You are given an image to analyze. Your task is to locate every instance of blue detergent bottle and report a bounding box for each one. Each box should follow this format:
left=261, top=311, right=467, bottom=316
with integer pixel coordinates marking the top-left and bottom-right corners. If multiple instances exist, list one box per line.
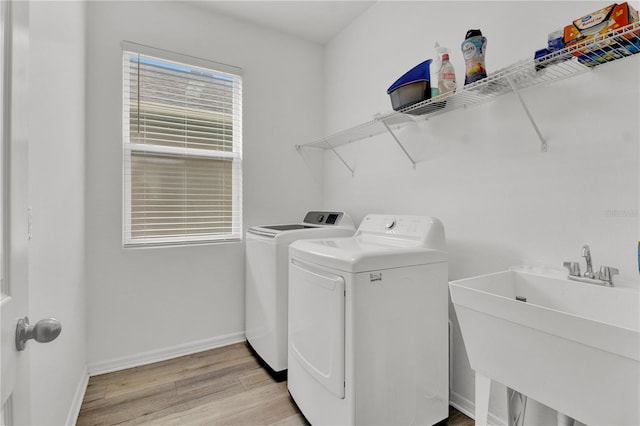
left=461, top=29, right=487, bottom=85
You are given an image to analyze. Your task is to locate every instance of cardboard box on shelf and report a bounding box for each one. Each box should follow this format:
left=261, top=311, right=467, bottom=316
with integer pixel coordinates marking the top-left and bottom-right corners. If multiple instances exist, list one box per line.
left=563, top=2, right=639, bottom=66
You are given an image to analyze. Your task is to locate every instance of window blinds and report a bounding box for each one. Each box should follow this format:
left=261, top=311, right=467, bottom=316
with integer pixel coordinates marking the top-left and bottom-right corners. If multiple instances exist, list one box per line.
left=122, top=42, right=242, bottom=246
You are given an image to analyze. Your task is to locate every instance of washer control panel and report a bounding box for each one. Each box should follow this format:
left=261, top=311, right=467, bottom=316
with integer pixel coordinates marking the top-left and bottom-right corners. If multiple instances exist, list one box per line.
left=303, top=211, right=344, bottom=226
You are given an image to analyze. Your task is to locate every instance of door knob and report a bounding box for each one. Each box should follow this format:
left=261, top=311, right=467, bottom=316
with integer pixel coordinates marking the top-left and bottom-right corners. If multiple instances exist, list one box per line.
left=15, top=317, right=62, bottom=351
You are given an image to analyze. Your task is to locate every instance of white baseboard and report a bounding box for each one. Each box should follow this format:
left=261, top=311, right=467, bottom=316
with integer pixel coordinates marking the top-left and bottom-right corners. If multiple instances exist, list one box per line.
left=65, top=367, right=89, bottom=426
left=87, top=331, right=246, bottom=376
left=451, top=390, right=506, bottom=426
left=450, top=390, right=475, bottom=419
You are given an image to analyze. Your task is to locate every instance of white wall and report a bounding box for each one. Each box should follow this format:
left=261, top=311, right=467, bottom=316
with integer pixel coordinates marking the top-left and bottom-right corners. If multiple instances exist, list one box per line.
left=323, top=1, right=639, bottom=424
left=28, top=1, right=87, bottom=424
left=85, top=1, right=325, bottom=368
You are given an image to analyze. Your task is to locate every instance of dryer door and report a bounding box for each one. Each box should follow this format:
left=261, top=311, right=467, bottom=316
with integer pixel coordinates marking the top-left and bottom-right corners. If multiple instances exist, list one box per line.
left=289, top=258, right=345, bottom=399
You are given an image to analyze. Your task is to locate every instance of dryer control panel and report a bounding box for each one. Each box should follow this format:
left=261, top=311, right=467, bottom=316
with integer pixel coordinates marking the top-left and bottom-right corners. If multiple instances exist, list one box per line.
left=355, top=214, right=446, bottom=251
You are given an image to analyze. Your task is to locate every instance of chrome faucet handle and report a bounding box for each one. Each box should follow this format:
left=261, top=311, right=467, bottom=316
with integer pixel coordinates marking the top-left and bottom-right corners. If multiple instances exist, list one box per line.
left=597, top=266, right=619, bottom=286
left=563, top=261, right=581, bottom=277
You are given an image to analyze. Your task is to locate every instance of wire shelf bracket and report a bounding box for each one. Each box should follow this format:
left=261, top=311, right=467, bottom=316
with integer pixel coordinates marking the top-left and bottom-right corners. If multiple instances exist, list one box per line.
left=296, top=141, right=355, bottom=176
left=325, top=140, right=355, bottom=176
left=506, top=76, right=547, bottom=152
left=381, top=119, right=417, bottom=169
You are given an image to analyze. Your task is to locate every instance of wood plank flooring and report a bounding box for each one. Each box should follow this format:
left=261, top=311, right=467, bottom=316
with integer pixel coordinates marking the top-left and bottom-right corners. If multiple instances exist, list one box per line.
left=77, top=342, right=474, bottom=425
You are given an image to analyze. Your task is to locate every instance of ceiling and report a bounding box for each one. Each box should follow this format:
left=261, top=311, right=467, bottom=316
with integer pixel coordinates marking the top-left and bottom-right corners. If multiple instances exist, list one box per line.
left=191, top=1, right=376, bottom=45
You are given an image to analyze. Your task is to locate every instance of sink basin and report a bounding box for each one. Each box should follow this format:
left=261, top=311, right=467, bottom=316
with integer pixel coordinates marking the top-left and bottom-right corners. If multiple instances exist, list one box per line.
left=449, top=267, right=639, bottom=425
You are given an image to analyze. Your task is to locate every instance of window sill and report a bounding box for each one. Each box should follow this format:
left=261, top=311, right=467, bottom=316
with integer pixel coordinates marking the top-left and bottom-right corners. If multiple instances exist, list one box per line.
left=123, top=237, right=242, bottom=250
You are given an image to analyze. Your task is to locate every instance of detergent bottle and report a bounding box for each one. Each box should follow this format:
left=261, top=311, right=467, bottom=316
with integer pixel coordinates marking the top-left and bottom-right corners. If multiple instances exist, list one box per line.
left=461, top=29, right=487, bottom=85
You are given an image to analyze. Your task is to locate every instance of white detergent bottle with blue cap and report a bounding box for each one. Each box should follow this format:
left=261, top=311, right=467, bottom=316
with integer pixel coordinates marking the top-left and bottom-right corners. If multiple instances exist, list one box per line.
left=461, top=29, right=487, bottom=85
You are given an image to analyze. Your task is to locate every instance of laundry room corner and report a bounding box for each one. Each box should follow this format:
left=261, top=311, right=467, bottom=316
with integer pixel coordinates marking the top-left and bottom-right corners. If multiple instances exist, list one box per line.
left=84, top=0, right=326, bottom=369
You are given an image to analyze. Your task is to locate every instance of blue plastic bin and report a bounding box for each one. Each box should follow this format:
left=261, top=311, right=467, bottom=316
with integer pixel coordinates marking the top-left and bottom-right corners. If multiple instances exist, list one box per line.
left=387, top=59, right=432, bottom=111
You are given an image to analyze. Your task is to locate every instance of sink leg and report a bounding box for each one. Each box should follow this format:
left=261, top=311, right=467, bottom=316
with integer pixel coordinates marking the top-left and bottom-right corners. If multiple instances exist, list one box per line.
left=507, top=387, right=528, bottom=426
left=557, top=412, right=575, bottom=426
left=475, top=372, right=491, bottom=426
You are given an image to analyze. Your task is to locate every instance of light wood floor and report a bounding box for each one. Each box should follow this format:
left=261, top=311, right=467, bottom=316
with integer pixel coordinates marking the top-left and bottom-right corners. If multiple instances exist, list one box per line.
left=77, top=342, right=474, bottom=425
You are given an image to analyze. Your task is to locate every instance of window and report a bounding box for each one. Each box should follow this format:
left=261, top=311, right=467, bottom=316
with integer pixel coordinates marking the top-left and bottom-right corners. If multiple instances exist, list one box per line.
left=122, top=42, right=242, bottom=247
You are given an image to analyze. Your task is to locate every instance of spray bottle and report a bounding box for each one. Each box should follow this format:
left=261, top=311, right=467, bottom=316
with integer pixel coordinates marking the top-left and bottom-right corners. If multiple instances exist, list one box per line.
left=431, top=42, right=448, bottom=97
left=438, top=53, right=456, bottom=96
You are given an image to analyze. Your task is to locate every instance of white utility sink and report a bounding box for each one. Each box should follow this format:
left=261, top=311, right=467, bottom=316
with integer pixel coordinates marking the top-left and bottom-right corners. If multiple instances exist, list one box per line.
left=449, top=267, right=639, bottom=426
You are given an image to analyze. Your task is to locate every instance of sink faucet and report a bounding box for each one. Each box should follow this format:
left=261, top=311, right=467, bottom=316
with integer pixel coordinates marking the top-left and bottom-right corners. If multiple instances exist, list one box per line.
left=564, top=244, right=618, bottom=287
left=581, top=244, right=595, bottom=278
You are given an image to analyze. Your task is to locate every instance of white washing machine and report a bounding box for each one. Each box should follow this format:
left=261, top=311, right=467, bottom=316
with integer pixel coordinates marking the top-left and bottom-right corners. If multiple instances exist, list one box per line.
left=245, top=211, right=355, bottom=376
left=288, top=214, right=449, bottom=425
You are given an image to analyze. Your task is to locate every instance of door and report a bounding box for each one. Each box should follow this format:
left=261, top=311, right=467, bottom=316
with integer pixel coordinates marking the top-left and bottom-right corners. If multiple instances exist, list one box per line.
left=1, top=2, right=31, bottom=424
left=289, top=258, right=345, bottom=398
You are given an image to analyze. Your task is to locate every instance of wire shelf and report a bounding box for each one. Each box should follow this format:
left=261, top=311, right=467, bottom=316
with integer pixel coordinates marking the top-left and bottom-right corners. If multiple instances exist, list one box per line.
left=298, top=21, right=640, bottom=151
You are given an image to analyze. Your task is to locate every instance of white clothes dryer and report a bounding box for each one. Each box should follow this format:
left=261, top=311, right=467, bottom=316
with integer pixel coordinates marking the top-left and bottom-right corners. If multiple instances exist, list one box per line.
left=245, top=211, right=355, bottom=376
left=288, top=214, right=449, bottom=425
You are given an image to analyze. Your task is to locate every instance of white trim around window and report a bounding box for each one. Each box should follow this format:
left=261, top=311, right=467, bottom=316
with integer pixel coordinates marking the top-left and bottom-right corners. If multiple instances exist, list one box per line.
left=122, top=42, right=243, bottom=247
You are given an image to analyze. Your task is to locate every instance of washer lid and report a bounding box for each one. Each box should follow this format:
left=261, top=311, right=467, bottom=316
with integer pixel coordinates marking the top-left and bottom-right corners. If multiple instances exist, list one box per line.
left=289, top=237, right=447, bottom=273
left=247, top=211, right=355, bottom=238
left=247, top=225, right=354, bottom=240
